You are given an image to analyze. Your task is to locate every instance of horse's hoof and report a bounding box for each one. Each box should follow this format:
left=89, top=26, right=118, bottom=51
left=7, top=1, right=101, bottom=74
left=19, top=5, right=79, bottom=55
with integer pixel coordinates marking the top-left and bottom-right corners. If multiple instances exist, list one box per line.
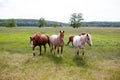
left=33, top=53, right=35, bottom=56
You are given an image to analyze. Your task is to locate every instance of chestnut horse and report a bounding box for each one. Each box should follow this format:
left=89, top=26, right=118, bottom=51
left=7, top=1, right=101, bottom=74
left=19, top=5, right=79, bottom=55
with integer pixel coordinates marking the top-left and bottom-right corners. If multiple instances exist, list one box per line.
left=73, top=33, right=92, bottom=56
left=30, top=33, right=50, bottom=56
left=49, top=30, right=64, bottom=56
left=67, top=32, right=86, bottom=46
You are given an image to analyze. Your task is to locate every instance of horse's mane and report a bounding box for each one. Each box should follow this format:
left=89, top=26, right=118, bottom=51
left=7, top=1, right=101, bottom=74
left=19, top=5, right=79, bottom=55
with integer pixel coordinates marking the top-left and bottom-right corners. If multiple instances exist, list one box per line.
left=32, top=33, right=41, bottom=38
left=79, top=33, right=90, bottom=42
left=79, top=32, right=87, bottom=36
left=31, top=33, right=42, bottom=43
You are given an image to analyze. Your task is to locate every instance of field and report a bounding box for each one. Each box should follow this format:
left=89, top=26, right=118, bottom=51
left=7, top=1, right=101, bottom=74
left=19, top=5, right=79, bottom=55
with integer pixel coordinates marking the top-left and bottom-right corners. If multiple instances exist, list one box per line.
left=0, top=27, right=120, bottom=80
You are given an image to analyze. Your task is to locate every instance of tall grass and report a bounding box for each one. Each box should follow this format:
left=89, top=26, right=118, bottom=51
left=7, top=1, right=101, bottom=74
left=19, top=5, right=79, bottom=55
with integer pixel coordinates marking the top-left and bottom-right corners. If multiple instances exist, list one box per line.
left=0, top=27, right=120, bottom=80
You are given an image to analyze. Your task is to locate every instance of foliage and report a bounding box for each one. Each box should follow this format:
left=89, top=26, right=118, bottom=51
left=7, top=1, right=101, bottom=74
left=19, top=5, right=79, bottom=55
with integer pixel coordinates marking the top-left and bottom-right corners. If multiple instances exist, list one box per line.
left=4, top=19, right=16, bottom=27
left=70, top=13, right=84, bottom=28
left=53, top=22, right=58, bottom=27
left=83, top=22, right=120, bottom=27
left=38, top=18, right=46, bottom=27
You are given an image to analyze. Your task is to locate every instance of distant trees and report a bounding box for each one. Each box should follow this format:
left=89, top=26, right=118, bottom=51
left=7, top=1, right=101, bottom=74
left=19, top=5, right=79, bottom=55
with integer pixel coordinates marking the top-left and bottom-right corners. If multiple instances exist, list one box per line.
left=38, top=18, right=46, bottom=27
left=1, top=19, right=120, bottom=27
left=4, top=19, right=16, bottom=27
left=70, top=13, right=84, bottom=28
left=53, top=22, right=58, bottom=28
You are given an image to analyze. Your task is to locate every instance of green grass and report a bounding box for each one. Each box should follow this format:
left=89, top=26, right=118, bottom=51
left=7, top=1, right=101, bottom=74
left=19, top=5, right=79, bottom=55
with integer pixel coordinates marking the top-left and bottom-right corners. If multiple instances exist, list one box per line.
left=0, top=27, right=120, bottom=80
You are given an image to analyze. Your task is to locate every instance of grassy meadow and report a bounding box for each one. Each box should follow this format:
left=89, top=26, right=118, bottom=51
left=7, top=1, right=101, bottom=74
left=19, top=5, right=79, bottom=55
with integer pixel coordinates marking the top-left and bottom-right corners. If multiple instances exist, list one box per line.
left=0, top=27, right=120, bottom=80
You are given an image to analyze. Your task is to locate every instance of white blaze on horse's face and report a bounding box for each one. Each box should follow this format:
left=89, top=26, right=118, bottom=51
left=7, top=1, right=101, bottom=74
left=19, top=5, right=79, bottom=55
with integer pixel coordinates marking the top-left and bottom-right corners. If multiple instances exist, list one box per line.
left=30, top=41, right=34, bottom=48
left=30, top=37, right=34, bottom=48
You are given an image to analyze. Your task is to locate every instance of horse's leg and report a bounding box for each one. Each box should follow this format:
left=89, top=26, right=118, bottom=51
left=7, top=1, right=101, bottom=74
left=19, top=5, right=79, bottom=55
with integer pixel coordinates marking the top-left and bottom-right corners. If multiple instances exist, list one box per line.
left=56, top=47, right=60, bottom=57
left=61, top=46, right=63, bottom=54
left=48, top=41, right=50, bottom=47
left=82, top=48, right=85, bottom=56
left=77, top=50, right=79, bottom=55
left=33, top=46, right=36, bottom=56
left=55, top=46, right=57, bottom=53
left=59, top=46, right=63, bottom=57
left=50, top=44, right=53, bottom=52
left=60, top=46, right=63, bottom=57
left=67, top=40, right=70, bottom=45
left=39, top=46, right=42, bottom=55
left=75, top=48, right=77, bottom=56
left=54, top=46, right=57, bottom=53
left=72, top=41, right=74, bottom=46
left=57, top=47, right=59, bottom=54
left=44, top=45, right=46, bottom=53
left=50, top=44, right=55, bottom=55
left=75, top=47, right=79, bottom=56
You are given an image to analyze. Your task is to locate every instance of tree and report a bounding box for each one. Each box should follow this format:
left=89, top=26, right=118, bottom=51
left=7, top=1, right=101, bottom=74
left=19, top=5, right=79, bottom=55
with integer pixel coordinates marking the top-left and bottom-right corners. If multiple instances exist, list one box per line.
left=4, top=19, right=16, bottom=27
left=70, top=13, right=84, bottom=28
left=53, top=22, right=58, bottom=28
left=38, top=18, right=46, bottom=27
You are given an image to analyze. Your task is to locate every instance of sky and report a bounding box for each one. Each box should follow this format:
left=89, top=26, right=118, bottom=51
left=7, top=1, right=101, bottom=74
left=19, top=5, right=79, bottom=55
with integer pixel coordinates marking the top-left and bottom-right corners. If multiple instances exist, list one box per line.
left=0, top=0, right=120, bottom=23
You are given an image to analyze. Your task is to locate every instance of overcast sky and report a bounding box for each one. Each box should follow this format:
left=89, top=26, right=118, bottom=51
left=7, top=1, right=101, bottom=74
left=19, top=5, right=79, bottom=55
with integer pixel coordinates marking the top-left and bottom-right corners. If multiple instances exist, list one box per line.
left=0, top=0, right=120, bottom=22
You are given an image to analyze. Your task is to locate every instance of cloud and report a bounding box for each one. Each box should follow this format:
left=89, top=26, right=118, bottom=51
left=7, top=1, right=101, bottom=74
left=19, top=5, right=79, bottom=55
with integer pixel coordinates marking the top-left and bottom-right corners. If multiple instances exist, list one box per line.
left=0, top=0, right=120, bottom=22
left=0, top=0, right=10, bottom=7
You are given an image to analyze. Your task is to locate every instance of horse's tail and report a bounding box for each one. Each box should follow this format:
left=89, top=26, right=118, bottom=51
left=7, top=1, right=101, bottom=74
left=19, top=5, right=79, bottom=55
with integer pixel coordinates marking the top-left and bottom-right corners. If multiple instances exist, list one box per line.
left=46, top=34, right=50, bottom=47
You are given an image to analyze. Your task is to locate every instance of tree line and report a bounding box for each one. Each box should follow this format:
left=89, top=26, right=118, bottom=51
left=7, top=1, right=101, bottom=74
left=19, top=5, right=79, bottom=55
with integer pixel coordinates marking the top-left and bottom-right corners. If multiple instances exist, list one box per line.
left=0, top=13, right=120, bottom=27
left=0, top=19, right=67, bottom=27
left=83, top=22, right=120, bottom=27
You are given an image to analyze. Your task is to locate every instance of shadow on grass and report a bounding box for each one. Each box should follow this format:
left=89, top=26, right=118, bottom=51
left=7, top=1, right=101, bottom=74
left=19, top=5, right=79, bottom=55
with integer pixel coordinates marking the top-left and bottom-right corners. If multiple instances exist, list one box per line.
left=73, top=56, right=88, bottom=67
left=47, top=54, right=63, bottom=71
left=47, top=54, right=63, bottom=65
left=65, top=43, right=74, bottom=48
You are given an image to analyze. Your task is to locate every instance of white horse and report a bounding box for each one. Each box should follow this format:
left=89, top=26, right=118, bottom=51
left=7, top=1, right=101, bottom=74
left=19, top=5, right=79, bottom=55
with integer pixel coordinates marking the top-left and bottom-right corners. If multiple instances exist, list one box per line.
left=73, top=33, right=92, bottom=56
left=49, top=30, right=64, bottom=56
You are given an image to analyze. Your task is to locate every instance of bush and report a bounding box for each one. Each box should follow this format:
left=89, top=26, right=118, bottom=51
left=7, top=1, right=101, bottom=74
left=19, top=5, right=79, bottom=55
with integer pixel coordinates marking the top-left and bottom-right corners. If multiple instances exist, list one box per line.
left=4, top=19, right=16, bottom=27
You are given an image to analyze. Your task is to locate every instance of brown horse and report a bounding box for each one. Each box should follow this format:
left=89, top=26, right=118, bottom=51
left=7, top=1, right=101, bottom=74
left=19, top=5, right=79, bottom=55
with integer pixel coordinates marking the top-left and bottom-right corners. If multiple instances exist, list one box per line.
left=30, top=33, right=50, bottom=56
left=49, top=30, right=64, bottom=56
left=67, top=32, right=86, bottom=46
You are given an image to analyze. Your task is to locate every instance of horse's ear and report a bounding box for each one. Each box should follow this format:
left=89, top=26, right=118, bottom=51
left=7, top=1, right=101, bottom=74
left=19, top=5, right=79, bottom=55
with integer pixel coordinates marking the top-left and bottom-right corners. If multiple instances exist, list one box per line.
left=60, top=30, right=64, bottom=33
left=87, top=34, right=89, bottom=37
left=30, top=37, right=32, bottom=39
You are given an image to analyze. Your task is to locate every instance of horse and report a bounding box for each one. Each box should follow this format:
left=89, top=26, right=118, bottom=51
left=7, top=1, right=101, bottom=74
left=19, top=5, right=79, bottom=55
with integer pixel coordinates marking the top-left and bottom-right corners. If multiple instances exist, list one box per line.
left=67, top=32, right=87, bottom=46
left=49, top=30, right=64, bottom=56
left=67, top=35, right=74, bottom=46
left=73, top=33, right=92, bottom=56
left=30, top=32, right=50, bottom=56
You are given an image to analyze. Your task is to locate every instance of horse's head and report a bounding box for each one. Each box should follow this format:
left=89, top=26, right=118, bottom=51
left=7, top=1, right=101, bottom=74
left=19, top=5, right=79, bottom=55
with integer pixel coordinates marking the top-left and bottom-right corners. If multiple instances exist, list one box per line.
left=59, top=30, right=64, bottom=39
left=86, top=34, right=92, bottom=46
left=30, top=36, right=34, bottom=48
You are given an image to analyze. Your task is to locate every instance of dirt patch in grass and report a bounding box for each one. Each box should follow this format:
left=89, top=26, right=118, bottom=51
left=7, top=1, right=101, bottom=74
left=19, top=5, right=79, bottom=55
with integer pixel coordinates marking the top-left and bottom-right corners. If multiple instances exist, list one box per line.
left=96, top=60, right=120, bottom=70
